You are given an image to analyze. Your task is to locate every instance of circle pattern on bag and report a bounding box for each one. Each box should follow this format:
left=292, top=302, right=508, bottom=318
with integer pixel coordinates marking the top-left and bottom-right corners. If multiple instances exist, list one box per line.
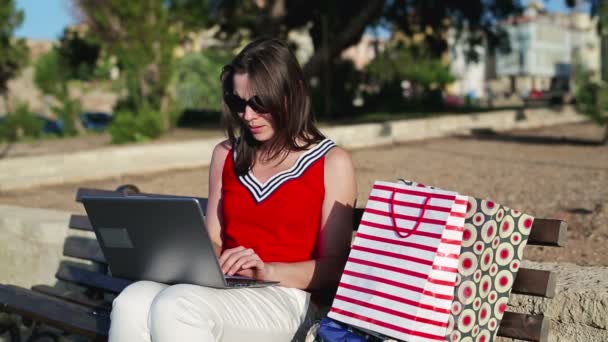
left=481, top=220, right=497, bottom=243
left=462, top=224, right=477, bottom=248
left=458, top=309, right=477, bottom=333
left=458, top=280, right=477, bottom=305
left=499, top=216, right=515, bottom=238
left=476, top=329, right=491, bottom=342
left=488, top=318, right=498, bottom=331
left=473, top=270, right=482, bottom=283
left=472, top=213, right=485, bottom=226
left=459, top=252, right=478, bottom=277
left=473, top=241, right=485, bottom=255
left=481, top=200, right=498, bottom=216
left=480, top=249, right=493, bottom=271
left=448, top=197, right=532, bottom=341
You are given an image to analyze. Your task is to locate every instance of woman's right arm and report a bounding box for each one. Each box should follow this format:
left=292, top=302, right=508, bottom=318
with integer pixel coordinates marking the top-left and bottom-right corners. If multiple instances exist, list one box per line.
left=206, top=141, right=230, bottom=257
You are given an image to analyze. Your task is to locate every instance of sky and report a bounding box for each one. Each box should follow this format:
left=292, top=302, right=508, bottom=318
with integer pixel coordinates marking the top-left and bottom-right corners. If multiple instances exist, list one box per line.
left=521, top=0, right=590, bottom=13
left=14, top=0, right=77, bottom=41
left=13, top=0, right=591, bottom=41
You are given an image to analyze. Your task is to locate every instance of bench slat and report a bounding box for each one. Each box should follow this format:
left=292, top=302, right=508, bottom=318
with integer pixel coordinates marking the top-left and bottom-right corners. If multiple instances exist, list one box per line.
left=31, top=285, right=112, bottom=311
left=62, top=232, right=557, bottom=298
left=76, top=187, right=128, bottom=201
left=69, top=214, right=93, bottom=231
left=529, top=218, right=567, bottom=247
left=352, top=209, right=566, bottom=247
left=75, top=191, right=564, bottom=247
left=0, top=284, right=109, bottom=340
left=63, top=236, right=106, bottom=263
left=498, top=312, right=549, bottom=342
left=56, top=264, right=132, bottom=294
left=76, top=188, right=208, bottom=214
left=514, top=268, right=556, bottom=298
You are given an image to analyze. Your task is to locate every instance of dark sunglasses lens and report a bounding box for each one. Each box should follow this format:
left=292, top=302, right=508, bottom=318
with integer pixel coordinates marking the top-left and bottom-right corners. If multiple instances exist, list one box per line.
left=248, top=96, right=267, bottom=113
left=225, top=93, right=246, bottom=113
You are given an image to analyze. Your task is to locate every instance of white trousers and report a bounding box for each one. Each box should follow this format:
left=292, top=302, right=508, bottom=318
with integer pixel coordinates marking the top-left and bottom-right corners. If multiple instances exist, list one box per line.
left=108, top=281, right=313, bottom=342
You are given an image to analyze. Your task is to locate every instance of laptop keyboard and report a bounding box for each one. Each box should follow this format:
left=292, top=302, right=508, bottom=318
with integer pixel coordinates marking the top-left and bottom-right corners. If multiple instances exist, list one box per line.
left=226, top=278, right=261, bottom=288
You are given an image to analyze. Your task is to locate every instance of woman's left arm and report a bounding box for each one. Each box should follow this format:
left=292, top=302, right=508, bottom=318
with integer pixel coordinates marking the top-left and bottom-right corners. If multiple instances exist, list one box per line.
left=260, top=147, right=357, bottom=289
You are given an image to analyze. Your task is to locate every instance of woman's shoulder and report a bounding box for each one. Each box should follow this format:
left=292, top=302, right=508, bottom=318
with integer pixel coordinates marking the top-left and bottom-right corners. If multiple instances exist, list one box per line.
left=324, top=145, right=354, bottom=173
left=210, top=140, right=232, bottom=169
left=213, top=140, right=232, bottom=157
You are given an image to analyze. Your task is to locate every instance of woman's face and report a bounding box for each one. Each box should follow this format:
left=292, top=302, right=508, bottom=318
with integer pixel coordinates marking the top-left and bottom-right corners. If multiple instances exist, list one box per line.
left=233, top=73, right=275, bottom=143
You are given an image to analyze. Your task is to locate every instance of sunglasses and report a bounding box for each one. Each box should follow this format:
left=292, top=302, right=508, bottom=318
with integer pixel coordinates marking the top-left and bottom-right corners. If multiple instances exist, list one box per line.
left=223, top=92, right=268, bottom=114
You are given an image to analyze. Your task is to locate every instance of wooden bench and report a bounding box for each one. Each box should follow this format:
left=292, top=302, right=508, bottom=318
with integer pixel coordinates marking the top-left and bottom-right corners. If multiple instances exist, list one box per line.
left=0, top=185, right=568, bottom=342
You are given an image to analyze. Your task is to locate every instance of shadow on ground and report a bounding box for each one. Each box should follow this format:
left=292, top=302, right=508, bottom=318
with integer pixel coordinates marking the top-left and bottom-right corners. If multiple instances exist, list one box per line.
left=458, top=128, right=604, bottom=146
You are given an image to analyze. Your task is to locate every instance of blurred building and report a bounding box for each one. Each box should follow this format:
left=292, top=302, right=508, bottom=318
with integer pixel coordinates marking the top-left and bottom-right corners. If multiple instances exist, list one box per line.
left=447, top=29, right=487, bottom=99
left=491, top=1, right=600, bottom=97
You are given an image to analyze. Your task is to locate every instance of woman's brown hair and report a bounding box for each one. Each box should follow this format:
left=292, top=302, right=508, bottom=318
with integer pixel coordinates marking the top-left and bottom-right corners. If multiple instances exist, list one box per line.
left=220, top=38, right=324, bottom=176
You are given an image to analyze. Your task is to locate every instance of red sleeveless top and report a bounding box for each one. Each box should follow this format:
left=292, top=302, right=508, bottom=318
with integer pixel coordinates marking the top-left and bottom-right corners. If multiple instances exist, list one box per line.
left=221, top=139, right=336, bottom=263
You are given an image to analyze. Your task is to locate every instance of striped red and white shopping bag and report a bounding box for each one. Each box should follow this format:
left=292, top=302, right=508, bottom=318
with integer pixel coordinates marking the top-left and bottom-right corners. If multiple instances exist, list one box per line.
left=329, top=180, right=467, bottom=342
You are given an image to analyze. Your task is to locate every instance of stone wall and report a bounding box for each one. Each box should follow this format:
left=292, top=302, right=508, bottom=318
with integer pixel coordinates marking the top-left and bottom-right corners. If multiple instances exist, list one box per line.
left=0, top=106, right=588, bottom=192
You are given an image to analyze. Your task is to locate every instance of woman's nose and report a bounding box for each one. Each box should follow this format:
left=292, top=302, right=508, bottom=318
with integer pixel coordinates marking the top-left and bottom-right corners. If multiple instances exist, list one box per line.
left=242, top=105, right=257, bottom=121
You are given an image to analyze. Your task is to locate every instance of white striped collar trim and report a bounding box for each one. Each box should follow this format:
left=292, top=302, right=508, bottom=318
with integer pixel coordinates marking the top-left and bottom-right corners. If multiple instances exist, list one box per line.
left=235, top=139, right=336, bottom=203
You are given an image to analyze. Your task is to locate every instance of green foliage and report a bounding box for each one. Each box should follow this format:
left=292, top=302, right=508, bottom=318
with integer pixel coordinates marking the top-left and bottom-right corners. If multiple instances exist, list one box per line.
left=56, top=29, right=101, bottom=81
left=367, top=45, right=455, bottom=90
left=76, top=0, right=179, bottom=113
left=34, top=48, right=84, bottom=136
left=93, top=56, right=115, bottom=80
left=54, top=97, right=82, bottom=137
left=167, top=0, right=218, bottom=32
left=109, top=108, right=164, bottom=144
left=574, top=65, right=608, bottom=126
left=362, top=44, right=454, bottom=113
left=0, top=0, right=30, bottom=95
left=171, top=50, right=232, bottom=112
left=0, top=103, right=43, bottom=142
left=34, top=49, right=69, bottom=98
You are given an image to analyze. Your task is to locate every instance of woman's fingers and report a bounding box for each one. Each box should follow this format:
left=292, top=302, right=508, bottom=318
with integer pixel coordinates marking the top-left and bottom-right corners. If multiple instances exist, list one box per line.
left=239, top=259, right=262, bottom=270
left=218, top=246, right=246, bottom=271
left=226, top=254, right=261, bottom=275
left=219, top=246, right=255, bottom=273
left=218, top=246, right=245, bottom=265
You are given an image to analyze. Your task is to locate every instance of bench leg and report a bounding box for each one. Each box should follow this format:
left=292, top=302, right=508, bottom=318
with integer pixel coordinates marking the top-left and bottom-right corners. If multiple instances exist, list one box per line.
left=25, top=327, right=61, bottom=342
left=0, top=320, right=21, bottom=342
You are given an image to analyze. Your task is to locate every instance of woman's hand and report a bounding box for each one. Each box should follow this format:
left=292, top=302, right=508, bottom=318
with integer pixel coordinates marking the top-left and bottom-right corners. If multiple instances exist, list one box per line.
left=218, top=246, right=274, bottom=280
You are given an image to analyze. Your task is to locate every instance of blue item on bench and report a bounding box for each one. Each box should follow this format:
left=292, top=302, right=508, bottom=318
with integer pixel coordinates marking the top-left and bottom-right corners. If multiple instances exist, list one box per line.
left=317, top=317, right=379, bottom=342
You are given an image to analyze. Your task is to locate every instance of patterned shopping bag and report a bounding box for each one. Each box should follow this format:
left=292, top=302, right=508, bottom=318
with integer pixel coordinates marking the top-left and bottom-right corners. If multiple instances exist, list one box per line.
left=329, top=181, right=467, bottom=342
left=445, top=196, right=534, bottom=342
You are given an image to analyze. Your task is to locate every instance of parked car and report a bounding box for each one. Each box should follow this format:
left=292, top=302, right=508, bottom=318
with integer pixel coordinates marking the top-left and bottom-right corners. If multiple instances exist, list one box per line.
left=38, top=115, right=64, bottom=135
left=80, top=112, right=114, bottom=131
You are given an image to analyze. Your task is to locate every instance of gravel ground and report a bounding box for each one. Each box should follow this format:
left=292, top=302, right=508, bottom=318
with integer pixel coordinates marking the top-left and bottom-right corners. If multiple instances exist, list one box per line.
left=1, top=122, right=606, bottom=265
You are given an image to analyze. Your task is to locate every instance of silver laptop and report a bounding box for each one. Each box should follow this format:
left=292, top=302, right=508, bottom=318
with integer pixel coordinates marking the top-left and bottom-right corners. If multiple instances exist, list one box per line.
left=81, top=195, right=279, bottom=289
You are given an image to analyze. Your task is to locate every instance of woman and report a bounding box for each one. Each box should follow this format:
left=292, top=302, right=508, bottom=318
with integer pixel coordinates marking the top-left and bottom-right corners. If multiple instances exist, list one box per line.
left=108, top=38, right=357, bottom=342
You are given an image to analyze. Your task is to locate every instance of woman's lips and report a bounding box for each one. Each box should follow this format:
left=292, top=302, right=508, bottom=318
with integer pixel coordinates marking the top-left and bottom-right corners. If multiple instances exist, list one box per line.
left=249, top=125, right=264, bottom=134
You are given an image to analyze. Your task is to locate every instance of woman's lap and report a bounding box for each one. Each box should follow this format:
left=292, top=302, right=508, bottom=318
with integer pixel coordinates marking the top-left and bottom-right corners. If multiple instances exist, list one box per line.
left=109, top=280, right=312, bottom=342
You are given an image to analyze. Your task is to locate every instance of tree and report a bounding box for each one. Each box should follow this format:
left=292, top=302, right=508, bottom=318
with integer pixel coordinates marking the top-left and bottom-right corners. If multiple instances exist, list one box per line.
left=0, top=0, right=29, bottom=112
left=566, top=0, right=608, bottom=143
left=34, top=48, right=84, bottom=136
left=56, top=29, right=101, bottom=81
left=207, top=1, right=521, bottom=117
left=73, top=0, right=183, bottom=131
left=212, top=1, right=521, bottom=75
left=170, top=49, right=232, bottom=112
